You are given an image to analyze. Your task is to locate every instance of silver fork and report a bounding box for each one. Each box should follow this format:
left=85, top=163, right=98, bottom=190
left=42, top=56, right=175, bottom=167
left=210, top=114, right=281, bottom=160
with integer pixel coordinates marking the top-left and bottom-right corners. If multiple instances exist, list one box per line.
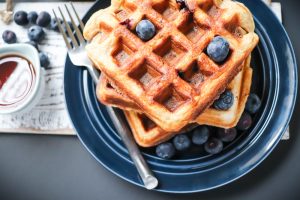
left=52, top=3, right=158, bottom=190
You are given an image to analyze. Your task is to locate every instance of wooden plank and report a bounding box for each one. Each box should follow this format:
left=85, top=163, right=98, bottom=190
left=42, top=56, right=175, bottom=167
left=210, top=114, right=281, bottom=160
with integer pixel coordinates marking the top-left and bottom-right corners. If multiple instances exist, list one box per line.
left=0, top=2, right=93, bottom=135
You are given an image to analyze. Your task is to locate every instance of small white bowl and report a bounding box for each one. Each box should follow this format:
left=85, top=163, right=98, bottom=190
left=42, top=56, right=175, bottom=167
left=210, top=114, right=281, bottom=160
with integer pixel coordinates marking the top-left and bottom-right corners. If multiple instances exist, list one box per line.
left=0, top=43, right=45, bottom=114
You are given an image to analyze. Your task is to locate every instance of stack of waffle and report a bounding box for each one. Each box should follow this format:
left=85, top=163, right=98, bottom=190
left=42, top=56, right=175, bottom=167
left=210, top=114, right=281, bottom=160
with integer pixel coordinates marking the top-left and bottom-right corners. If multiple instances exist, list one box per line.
left=83, top=0, right=259, bottom=147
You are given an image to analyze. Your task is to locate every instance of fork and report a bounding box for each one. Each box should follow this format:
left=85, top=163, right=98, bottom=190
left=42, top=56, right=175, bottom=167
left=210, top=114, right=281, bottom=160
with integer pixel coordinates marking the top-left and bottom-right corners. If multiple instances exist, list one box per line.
left=52, top=3, right=158, bottom=190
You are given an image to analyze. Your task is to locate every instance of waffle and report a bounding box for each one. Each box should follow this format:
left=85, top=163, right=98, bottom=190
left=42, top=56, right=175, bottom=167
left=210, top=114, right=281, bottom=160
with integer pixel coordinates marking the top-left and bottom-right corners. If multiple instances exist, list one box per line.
left=97, top=56, right=252, bottom=147
left=84, top=0, right=259, bottom=132
left=98, top=56, right=250, bottom=112
left=97, top=57, right=252, bottom=124
left=97, top=76, right=139, bottom=111
left=124, top=63, right=252, bottom=147
left=195, top=57, right=252, bottom=128
left=97, top=58, right=252, bottom=146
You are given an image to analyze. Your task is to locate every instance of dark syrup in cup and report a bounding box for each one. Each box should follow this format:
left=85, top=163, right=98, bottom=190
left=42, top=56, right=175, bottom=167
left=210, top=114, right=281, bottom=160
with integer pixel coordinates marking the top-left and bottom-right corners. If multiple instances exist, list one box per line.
left=0, top=54, right=36, bottom=110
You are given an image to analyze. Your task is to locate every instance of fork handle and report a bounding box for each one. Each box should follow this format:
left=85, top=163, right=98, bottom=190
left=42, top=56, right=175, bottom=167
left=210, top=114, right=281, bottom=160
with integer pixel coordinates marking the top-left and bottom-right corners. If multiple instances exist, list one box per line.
left=106, top=107, right=158, bottom=190
left=87, top=66, right=100, bottom=84
left=87, top=66, right=158, bottom=189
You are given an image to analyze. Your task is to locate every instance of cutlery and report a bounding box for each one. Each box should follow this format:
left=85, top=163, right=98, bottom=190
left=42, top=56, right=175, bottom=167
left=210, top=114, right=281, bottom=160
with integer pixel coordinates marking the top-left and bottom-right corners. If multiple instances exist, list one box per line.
left=53, top=3, right=158, bottom=190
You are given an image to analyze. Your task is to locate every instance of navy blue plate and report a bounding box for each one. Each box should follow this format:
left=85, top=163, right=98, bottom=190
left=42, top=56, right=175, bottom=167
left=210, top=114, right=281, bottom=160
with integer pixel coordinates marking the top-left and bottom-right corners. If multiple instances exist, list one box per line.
left=64, top=0, right=297, bottom=193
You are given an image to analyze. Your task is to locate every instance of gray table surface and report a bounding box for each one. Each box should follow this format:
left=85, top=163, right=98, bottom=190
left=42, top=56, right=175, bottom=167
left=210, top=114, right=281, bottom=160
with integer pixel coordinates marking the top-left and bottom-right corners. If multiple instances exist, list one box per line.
left=0, top=0, right=300, bottom=199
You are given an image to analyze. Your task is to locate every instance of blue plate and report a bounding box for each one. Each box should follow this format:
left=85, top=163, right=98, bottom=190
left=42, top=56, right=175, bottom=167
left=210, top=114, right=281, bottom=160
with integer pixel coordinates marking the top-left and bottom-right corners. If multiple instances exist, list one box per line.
left=64, top=0, right=297, bottom=193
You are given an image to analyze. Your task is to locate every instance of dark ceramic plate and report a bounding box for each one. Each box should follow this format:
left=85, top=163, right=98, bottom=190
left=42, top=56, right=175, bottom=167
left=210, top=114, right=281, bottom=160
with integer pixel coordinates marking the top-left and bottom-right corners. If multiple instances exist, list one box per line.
left=64, top=0, right=297, bottom=193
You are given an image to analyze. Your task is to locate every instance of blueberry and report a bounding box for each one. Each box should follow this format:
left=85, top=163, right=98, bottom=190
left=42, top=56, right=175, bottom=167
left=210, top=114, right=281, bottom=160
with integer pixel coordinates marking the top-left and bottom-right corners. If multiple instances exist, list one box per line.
left=213, top=90, right=234, bottom=110
left=50, top=18, right=61, bottom=32
left=246, top=93, right=261, bottom=114
left=39, top=52, right=50, bottom=68
left=217, top=128, right=237, bottom=142
left=36, top=11, right=51, bottom=27
left=136, top=20, right=156, bottom=41
left=2, top=30, right=17, bottom=44
left=192, top=126, right=210, bottom=145
left=236, top=112, right=252, bottom=131
left=204, top=138, right=223, bottom=155
left=207, top=36, right=230, bottom=63
left=156, top=142, right=176, bottom=159
left=173, top=134, right=191, bottom=151
left=14, top=11, right=29, bottom=26
left=28, top=25, right=45, bottom=42
left=27, top=11, right=38, bottom=24
left=24, top=41, right=39, bottom=50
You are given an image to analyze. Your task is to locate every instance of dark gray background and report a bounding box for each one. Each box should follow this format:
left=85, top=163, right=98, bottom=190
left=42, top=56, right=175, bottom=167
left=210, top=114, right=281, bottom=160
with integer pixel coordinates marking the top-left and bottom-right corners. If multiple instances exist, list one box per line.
left=0, top=0, right=300, bottom=199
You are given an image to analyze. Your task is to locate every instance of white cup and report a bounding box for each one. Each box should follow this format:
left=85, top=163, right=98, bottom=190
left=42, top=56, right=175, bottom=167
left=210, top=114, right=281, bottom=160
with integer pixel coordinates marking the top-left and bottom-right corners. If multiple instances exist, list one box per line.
left=0, top=43, right=45, bottom=114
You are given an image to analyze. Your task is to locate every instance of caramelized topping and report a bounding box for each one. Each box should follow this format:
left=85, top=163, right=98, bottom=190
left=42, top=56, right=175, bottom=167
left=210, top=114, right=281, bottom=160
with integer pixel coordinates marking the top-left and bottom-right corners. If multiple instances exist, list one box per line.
left=119, top=19, right=131, bottom=29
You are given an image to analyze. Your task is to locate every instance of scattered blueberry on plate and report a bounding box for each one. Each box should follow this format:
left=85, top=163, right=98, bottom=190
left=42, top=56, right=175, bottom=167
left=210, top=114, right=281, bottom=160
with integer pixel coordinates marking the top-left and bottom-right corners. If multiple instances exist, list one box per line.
left=14, top=11, right=29, bottom=26
left=36, top=11, right=51, bottom=27
left=213, top=90, right=234, bottom=110
left=217, top=128, right=237, bottom=142
left=173, top=134, right=191, bottom=151
left=28, top=25, right=45, bottom=42
left=246, top=93, right=261, bottom=114
left=39, top=52, right=50, bottom=68
left=153, top=92, right=261, bottom=159
left=192, top=126, right=210, bottom=145
left=27, top=11, right=38, bottom=24
left=2, top=30, right=17, bottom=44
left=204, top=137, right=223, bottom=155
left=136, top=20, right=156, bottom=41
left=236, top=112, right=253, bottom=131
left=207, top=36, right=230, bottom=63
left=156, top=142, right=176, bottom=159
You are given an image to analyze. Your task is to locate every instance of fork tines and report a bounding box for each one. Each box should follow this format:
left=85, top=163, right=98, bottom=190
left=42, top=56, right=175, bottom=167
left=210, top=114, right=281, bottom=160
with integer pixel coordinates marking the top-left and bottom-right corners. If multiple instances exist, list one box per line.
left=52, top=2, right=85, bottom=49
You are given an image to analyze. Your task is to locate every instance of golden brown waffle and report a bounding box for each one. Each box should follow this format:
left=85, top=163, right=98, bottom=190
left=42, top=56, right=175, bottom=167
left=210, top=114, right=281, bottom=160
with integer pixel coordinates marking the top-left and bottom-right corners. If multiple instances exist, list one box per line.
left=124, top=64, right=252, bottom=147
left=97, top=56, right=252, bottom=147
left=97, top=56, right=252, bottom=121
left=97, top=77, right=139, bottom=111
left=84, top=0, right=259, bottom=132
left=97, top=56, right=250, bottom=118
left=196, top=57, right=252, bottom=128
